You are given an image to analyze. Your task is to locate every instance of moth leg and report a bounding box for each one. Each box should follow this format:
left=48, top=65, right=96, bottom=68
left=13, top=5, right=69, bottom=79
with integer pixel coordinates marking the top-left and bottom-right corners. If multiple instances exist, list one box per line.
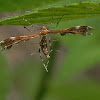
left=38, top=48, right=48, bottom=72
left=48, top=37, right=53, bottom=53
left=48, top=37, right=61, bottom=53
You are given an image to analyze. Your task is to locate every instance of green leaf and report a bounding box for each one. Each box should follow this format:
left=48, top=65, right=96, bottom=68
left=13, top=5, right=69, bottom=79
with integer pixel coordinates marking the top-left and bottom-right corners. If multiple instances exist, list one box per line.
left=0, top=2, right=100, bottom=25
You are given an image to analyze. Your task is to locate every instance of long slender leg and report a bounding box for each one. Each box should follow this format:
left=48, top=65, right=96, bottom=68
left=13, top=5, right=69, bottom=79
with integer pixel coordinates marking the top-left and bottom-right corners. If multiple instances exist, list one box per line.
left=30, top=51, right=39, bottom=56
left=30, top=46, right=48, bottom=69
left=48, top=37, right=53, bottom=53
left=38, top=48, right=48, bottom=72
left=49, top=37, right=61, bottom=53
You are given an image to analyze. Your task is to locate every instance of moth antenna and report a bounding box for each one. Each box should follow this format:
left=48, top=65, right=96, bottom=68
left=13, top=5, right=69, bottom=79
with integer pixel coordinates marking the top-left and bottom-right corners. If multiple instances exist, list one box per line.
left=23, top=18, right=43, bottom=32
left=22, top=18, right=33, bottom=32
left=24, top=26, right=33, bottom=32
left=23, top=18, right=33, bottom=27
left=49, top=10, right=58, bottom=29
left=55, top=14, right=64, bottom=28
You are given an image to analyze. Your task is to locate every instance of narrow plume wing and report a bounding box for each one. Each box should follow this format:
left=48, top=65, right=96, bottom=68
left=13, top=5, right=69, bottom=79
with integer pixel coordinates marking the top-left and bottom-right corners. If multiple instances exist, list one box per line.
left=60, top=26, right=93, bottom=36
left=0, top=26, right=94, bottom=50
left=0, top=37, right=25, bottom=50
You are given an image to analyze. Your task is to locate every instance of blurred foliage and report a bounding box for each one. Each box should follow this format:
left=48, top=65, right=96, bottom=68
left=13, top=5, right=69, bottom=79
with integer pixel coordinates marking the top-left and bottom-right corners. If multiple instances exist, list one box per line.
left=0, top=51, right=10, bottom=100
left=0, top=0, right=60, bottom=12
left=43, top=79, right=100, bottom=100
left=0, top=0, right=100, bottom=100
left=43, top=16, right=100, bottom=100
left=0, top=2, right=100, bottom=25
left=12, top=15, right=100, bottom=100
left=56, top=16, right=100, bottom=80
left=0, top=0, right=100, bottom=12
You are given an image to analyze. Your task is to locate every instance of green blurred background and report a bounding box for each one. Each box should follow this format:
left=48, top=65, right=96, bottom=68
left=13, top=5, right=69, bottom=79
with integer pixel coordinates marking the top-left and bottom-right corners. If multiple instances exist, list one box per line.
left=0, top=0, right=100, bottom=100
